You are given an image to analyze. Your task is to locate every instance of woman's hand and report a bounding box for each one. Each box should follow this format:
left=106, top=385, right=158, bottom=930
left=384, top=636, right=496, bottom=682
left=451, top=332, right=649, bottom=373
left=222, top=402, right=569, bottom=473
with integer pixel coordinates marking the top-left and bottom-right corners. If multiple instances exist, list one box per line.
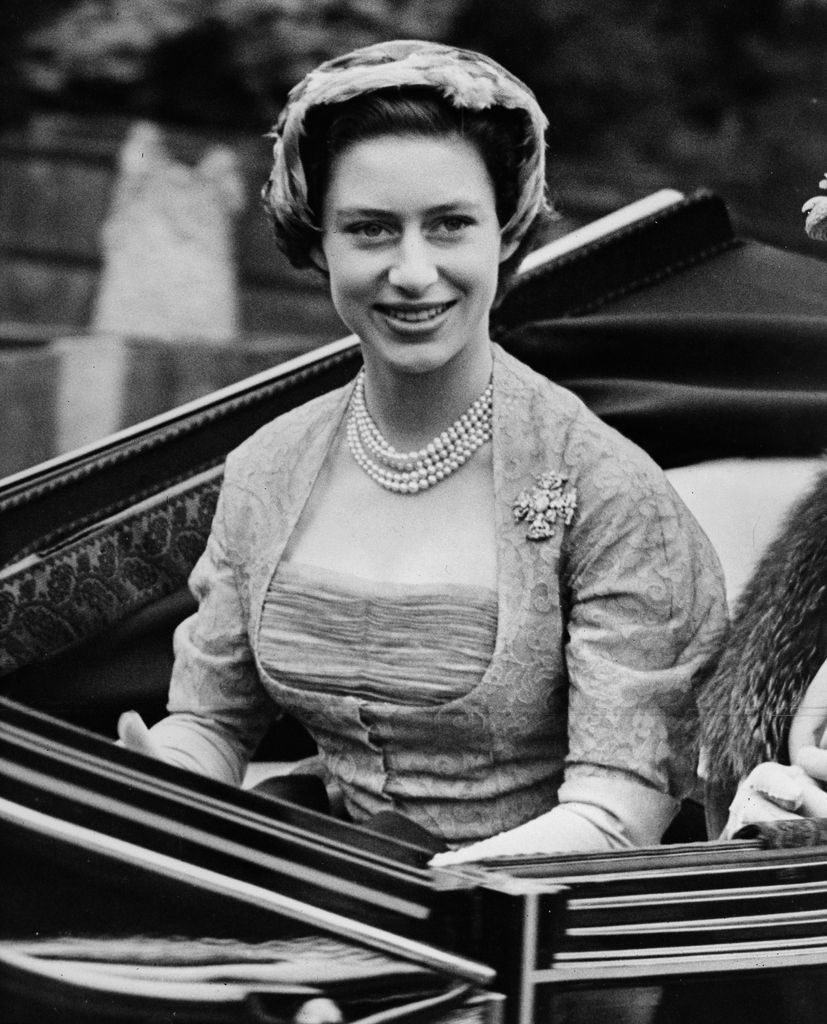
left=789, top=656, right=827, bottom=789
left=116, top=710, right=163, bottom=759
left=723, top=761, right=827, bottom=839
left=721, top=657, right=827, bottom=837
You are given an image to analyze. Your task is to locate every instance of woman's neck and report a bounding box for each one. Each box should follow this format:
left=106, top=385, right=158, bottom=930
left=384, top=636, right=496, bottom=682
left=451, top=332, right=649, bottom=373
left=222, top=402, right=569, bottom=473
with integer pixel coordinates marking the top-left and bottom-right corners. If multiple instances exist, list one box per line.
left=361, top=346, right=494, bottom=451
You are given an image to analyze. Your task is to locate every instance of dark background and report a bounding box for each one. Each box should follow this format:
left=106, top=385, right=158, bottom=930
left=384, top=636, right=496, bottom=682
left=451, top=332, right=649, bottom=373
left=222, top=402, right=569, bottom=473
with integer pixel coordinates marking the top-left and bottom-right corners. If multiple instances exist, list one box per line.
left=4, top=0, right=826, bottom=249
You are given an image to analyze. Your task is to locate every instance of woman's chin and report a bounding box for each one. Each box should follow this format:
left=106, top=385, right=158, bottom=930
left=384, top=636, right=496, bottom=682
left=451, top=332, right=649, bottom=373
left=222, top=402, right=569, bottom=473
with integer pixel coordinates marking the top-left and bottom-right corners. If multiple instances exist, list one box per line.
left=357, top=315, right=491, bottom=379
left=357, top=321, right=450, bottom=374
left=366, top=339, right=466, bottom=379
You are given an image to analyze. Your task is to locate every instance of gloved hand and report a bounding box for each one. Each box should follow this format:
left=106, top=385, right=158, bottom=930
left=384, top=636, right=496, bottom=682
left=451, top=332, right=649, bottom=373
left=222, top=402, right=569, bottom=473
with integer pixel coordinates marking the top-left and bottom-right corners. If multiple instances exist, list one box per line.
left=116, top=710, right=164, bottom=760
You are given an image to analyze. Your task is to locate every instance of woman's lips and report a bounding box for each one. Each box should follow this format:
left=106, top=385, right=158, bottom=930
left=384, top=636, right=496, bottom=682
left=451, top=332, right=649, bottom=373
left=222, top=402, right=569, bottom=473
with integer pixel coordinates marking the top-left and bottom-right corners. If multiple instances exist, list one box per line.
left=375, top=300, right=456, bottom=324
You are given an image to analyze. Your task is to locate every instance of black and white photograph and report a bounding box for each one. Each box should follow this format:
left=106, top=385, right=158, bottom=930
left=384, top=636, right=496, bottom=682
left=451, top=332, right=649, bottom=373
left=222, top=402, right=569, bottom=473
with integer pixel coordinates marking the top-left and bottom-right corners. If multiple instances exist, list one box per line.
left=1, top=3, right=827, bottom=1022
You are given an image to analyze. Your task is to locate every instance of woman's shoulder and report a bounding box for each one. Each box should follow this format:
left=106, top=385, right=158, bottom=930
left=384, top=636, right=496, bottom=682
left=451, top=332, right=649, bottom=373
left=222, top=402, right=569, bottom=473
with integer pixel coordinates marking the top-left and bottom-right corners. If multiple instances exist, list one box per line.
left=224, top=380, right=351, bottom=479
left=494, top=344, right=659, bottom=477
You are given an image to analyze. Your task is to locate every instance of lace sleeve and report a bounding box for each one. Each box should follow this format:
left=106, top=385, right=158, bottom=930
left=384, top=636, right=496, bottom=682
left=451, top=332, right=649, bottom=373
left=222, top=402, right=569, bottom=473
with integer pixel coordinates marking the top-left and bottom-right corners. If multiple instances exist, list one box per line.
left=152, top=486, right=275, bottom=786
left=563, top=445, right=728, bottom=808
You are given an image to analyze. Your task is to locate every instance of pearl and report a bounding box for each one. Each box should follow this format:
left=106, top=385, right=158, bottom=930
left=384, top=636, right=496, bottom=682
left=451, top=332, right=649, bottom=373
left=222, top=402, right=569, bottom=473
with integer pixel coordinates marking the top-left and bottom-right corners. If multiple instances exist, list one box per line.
left=346, top=368, right=493, bottom=495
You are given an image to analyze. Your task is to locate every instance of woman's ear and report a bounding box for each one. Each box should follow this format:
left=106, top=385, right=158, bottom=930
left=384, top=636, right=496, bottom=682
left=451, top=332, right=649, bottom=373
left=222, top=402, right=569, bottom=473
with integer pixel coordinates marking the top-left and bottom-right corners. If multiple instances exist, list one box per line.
left=499, top=233, right=521, bottom=264
left=309, top=245, right=329, bottom=273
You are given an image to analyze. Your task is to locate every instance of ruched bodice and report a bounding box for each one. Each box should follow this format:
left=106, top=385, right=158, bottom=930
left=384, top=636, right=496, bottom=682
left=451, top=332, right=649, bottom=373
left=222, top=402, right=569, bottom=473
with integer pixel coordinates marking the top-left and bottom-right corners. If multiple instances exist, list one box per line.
left=258, top=561, right=498, bottom=707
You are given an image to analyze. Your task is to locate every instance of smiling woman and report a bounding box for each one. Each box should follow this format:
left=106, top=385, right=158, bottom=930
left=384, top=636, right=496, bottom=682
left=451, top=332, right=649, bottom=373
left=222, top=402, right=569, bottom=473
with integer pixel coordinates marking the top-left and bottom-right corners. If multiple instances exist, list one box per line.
left=117, top=39, right=728, bottom=863
left=317, top=134, right=505, bottom=396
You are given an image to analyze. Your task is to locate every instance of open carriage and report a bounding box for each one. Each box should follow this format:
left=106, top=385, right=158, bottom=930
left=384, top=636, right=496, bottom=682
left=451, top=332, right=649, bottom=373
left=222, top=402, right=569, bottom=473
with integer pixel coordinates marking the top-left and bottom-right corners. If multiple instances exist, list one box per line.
left=2, top=189, right=827, bottom=1024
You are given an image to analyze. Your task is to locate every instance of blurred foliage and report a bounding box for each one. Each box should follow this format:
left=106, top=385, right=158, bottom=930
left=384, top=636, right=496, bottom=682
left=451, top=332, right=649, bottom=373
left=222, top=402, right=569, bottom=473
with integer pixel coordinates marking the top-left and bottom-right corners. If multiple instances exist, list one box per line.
left=11, top=0, right=462, bottom=127
left=4, top=0, right=827, bottom=249
left=451, top=0, right=827, bottom=244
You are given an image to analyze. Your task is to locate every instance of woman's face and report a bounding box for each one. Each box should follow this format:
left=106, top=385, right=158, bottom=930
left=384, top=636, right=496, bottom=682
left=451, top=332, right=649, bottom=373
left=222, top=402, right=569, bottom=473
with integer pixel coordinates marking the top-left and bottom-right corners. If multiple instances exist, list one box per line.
left=315, top=133, right=516, bottom=380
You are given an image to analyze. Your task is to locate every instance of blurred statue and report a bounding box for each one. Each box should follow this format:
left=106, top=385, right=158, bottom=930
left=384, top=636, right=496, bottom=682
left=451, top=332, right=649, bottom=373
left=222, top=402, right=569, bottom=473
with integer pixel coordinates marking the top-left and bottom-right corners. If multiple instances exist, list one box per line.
left=92, top=121, right=245, bottom=342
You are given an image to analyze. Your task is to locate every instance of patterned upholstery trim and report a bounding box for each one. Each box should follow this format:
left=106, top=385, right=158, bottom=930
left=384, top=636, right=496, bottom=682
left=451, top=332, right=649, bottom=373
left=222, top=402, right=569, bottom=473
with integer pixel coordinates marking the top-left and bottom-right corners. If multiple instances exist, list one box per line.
left=0, top=468, right=222, bottom=677
left=6, top=458, right=220, bottom=569
left=0, top=344, right=360, bottom=571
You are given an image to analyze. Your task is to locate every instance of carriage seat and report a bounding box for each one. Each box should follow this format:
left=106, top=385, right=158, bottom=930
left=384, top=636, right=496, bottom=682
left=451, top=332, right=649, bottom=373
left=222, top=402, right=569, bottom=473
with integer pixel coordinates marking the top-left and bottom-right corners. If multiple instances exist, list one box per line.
left=665, top=457, right=824, bottom=610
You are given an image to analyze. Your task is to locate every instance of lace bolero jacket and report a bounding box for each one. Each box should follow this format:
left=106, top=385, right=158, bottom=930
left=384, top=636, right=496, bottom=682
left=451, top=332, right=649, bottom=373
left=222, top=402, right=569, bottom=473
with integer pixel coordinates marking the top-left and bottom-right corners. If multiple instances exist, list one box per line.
left=161, top=344, right=728, bottom=844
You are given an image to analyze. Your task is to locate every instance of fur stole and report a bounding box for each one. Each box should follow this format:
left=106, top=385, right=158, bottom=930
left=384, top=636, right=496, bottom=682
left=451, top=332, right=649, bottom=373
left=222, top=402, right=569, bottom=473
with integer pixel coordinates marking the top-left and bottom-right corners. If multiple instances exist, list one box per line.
left=699, top=465, right=827, bottom=802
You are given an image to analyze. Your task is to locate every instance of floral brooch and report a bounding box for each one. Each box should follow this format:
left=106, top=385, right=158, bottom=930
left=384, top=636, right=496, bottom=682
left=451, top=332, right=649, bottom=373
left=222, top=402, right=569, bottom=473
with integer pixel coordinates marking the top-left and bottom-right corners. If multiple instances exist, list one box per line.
left=513, top=472, right=577, bottom=540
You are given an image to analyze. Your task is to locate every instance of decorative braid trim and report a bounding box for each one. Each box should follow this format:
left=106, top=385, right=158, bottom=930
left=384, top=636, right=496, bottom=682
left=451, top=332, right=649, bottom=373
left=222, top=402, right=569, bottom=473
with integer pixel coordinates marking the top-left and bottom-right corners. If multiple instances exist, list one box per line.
left=0, top=469, right=222, bottom=677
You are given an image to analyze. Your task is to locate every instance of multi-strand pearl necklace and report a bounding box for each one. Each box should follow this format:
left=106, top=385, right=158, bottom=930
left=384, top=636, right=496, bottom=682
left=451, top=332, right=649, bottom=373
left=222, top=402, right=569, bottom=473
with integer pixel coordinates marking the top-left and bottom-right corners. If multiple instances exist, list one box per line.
left=346, top=368, right=493, bottom=494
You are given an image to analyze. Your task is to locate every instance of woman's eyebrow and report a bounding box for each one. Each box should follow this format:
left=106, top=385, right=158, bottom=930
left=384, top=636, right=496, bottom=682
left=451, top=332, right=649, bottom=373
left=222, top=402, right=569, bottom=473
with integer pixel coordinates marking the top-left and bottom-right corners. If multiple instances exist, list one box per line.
left=332, top=200, right=483, bottom=220
left=426, top=201, right=483, bottom=216
left=333, top=206, right=392, bottom=219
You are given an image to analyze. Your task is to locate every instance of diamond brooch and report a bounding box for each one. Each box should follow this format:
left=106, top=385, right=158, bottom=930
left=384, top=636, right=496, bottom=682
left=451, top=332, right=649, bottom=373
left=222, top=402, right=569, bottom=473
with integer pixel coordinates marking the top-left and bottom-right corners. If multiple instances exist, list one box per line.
left=513, top=472, right=577, bottom=540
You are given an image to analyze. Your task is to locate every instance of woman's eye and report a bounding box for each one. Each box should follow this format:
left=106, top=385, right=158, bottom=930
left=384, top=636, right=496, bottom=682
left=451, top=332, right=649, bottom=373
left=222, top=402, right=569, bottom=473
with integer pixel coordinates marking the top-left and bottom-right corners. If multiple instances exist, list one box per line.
left=347, top=222, right=388, bottom=240
left=433, top=217, right=472, bottom=236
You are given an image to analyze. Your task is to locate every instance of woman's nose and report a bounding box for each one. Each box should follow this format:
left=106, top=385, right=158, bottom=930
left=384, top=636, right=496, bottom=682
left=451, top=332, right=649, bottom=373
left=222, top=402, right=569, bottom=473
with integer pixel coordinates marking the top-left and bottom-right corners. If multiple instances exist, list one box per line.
left=388, top=236, right=439, bottom=292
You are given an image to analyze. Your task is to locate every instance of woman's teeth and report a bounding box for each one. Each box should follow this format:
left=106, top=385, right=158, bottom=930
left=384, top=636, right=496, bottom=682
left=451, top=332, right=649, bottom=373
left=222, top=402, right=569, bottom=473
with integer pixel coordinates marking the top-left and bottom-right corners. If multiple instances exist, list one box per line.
left=383, top=303, right=451, bottom=322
